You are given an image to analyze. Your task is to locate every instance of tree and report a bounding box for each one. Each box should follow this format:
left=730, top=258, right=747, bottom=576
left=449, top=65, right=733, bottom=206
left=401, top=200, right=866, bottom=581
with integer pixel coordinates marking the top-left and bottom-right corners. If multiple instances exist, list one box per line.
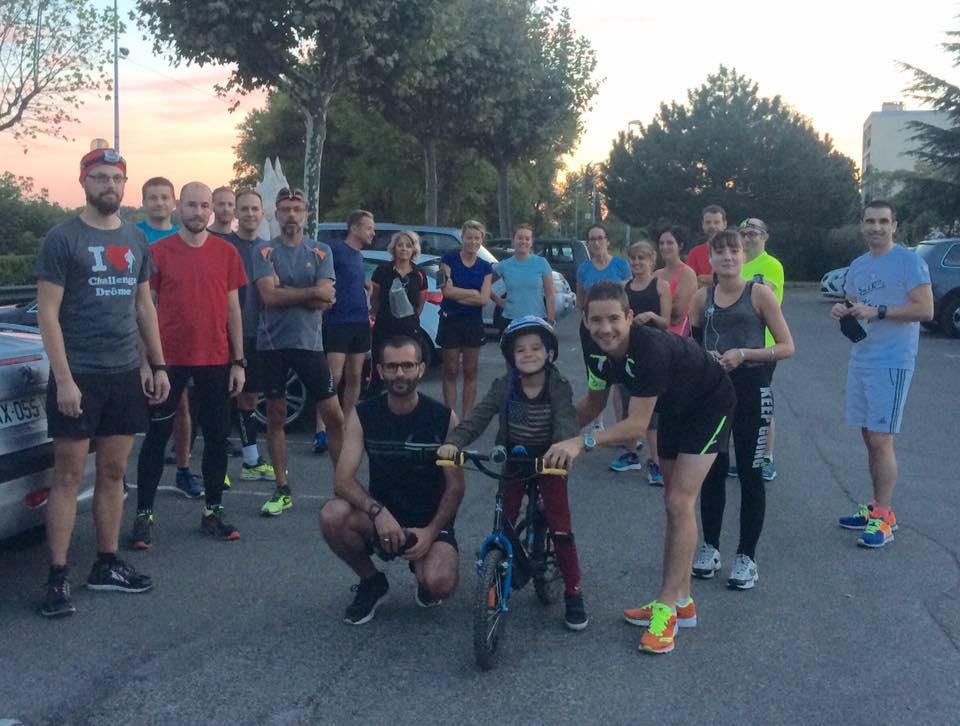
left=0, top=0, right=115, bottom=140
left=603, top=66, right=860, bottom=279
left=137, top=0, right=442, bottom=235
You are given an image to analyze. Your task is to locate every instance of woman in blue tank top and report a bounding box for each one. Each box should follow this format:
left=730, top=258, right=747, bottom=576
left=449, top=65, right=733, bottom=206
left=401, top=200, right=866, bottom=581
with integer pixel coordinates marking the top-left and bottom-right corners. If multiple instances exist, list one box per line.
left=687, top=229, right=794, bottom=591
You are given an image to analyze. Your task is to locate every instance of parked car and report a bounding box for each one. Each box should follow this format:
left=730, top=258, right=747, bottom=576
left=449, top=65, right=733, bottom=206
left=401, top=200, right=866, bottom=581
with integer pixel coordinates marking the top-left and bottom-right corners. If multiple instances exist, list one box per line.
left=482, top=270, right=576, bottom=330
left=0, top=299, right=39, bottom=327
left=485, top=239, right=589, bottom=287
left=315, top=223, right=498, bottom=265
left=915, top=238, right=960, bottom=337
left=0, top=324, right=95, bottom=542
left=820, top=267, right=847, bottom=298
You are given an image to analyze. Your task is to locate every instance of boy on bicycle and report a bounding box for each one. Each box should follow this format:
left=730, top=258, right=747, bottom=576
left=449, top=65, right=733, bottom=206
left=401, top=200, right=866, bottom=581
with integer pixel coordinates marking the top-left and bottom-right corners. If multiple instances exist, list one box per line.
left=437, top=316, right=588, bottom=630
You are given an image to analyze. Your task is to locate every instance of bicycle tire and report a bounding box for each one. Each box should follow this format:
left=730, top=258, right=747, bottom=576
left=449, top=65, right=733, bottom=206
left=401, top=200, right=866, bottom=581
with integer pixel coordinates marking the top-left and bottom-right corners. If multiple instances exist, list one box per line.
left=473, top=548, right=507, bottom=670
left=532, top=521, right=563, bottom=605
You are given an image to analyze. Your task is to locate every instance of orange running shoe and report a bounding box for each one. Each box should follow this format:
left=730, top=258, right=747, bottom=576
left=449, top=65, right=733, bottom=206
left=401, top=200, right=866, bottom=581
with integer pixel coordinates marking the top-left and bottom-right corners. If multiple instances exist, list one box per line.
left=639, top=602, right=677, bottom=654
left=624, top=597, right=697, bottom=627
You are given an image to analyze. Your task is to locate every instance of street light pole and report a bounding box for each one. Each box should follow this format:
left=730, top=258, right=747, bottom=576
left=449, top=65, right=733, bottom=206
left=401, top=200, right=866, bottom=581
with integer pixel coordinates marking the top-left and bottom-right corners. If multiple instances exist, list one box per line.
left=113, top=0, right=119, bottom=151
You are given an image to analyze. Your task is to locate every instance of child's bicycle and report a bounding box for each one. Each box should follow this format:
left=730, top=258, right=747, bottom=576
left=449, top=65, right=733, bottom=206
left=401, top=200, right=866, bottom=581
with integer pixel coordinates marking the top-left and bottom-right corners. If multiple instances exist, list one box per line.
left=437, top=445, right=568, bottom=670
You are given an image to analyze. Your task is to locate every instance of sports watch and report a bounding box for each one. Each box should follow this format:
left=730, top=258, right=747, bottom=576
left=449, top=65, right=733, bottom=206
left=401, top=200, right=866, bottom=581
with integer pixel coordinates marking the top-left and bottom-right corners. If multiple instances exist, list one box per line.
left=877, top=305, right=887, bottom=320
left=583, top=433, right=597, bottom=451
left=232, top=358, right=247, bottom=368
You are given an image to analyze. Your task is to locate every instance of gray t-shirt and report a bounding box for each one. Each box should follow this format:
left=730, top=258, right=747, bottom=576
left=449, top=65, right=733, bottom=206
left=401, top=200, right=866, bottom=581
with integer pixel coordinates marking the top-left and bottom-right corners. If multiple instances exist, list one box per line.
left=33, top=216, right=153, bottom=373
left=252, top=237, right=335, bottom=351
left=224, top=232, right=266, bottom=339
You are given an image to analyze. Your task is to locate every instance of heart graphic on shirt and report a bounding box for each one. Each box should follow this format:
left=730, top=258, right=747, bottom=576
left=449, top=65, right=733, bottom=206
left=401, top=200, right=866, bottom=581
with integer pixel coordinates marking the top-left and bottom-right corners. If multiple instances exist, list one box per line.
left=105, top=245, right=132, bottom=271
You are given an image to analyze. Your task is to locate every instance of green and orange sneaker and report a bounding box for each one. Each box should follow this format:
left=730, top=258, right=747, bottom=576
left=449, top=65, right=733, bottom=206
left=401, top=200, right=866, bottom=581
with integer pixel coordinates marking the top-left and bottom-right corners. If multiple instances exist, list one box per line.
left=639, top=601, right=677, bottom=654
left=624, top=597, right=697, bottom=628
left=858, top=510, right=896, bottom=548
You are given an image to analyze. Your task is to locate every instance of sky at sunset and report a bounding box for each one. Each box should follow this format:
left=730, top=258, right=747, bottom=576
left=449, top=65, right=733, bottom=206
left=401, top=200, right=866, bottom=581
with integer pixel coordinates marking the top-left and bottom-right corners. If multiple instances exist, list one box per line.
left=1, top=0, right=957, bottom=209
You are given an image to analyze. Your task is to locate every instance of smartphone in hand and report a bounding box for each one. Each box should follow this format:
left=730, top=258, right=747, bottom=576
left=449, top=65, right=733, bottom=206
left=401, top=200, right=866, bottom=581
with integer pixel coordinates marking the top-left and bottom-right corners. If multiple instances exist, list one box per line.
left=840, top=300, right=867, bottom=343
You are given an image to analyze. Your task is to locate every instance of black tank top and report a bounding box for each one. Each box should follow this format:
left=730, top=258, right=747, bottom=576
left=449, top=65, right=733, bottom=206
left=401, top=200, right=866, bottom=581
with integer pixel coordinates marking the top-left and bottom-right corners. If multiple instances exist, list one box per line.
left=626, top=278, right=660, bottom=322
left=356, top=393, right=452, bottom=527
left=702, top=282, right=765, bottom=366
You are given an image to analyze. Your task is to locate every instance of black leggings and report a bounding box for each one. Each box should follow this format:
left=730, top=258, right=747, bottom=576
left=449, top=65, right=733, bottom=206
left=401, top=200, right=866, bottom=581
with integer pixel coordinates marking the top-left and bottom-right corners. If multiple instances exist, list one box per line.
left=700, top=365, right=773, bottom=559
left=137, top=365, right=232, bottom=510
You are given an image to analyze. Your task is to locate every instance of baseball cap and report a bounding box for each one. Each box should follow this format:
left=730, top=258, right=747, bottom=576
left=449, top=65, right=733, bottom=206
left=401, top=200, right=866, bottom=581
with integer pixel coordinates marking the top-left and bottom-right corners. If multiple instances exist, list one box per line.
left=79, top=147, right=126, bottom=182
left=739, top=218, right=768, bottom=234
left=275, top=187, right=306, bottom=205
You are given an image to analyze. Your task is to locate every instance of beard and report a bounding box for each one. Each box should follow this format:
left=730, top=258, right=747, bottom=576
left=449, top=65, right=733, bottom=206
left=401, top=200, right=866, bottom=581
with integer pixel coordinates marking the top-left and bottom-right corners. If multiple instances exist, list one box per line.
left=182, top=217, right=208, bottom=234
left=384, top=376, right=419, bottom=398
left=282, top=221, right=302, bottom=236
left=85, top=189, right=121, bottom=216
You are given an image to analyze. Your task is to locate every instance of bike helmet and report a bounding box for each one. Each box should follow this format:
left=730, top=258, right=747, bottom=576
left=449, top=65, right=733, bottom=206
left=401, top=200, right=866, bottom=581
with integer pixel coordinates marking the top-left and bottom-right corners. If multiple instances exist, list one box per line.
left=499, top=315, right=559, bottom=366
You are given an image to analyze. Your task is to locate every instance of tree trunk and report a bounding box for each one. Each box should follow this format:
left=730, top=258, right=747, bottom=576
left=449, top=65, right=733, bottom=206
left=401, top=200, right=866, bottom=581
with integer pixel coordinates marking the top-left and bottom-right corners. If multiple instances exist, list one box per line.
left=302, top=94, right=332, bottom=239
left=423, top=136, right=439, bottom=226
left=496, top=157, right=511, bottom=238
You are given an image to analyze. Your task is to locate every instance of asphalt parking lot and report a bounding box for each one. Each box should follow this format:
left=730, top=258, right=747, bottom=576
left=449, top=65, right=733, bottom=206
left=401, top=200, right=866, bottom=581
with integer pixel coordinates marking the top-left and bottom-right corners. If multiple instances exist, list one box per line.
left=1, top=286, right=958, bottom=725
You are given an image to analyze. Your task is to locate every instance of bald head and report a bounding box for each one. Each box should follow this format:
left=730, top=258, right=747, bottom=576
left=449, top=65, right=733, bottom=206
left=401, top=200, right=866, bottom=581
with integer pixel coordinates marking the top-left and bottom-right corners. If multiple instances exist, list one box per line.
left=178, top=182, right=213, bottom=234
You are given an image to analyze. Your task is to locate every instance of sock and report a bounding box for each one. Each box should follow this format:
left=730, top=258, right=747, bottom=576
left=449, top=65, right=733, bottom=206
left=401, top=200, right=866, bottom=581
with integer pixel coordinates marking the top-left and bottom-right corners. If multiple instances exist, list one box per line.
left=242, top=445, right=259, bottom=467
left=97, top=552, right=116, bottom=565
left=872, top=506, right=891, bottom=521
left=177, top=466, right=190, bottom=475
left=49, top=565, right=68, bottom=578
left=276, top=484, right=291, bottom=494
left=676, top=596, right=693, bottom=607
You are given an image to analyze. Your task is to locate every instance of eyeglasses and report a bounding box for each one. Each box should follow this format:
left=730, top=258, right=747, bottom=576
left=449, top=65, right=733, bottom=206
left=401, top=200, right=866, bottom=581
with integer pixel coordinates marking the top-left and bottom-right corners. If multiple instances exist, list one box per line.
left=740, top=230, right=763, bottom=238
left=87, top=173, right=127, bottom=185
left=381, top=361, right=420, bottom=373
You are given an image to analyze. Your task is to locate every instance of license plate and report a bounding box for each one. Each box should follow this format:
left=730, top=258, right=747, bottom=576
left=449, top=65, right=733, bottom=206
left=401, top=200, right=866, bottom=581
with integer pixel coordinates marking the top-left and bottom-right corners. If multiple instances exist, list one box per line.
left=0, top=396, right=45, bottom=429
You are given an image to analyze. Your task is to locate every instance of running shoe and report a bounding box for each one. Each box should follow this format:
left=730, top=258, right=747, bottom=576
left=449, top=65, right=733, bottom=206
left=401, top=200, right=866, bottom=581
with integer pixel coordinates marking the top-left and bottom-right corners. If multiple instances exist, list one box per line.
left=639, top=602, right=677, bottom=654
left=415, top=585, right=441, bottom=608
left=624, top=597, right=697, bottom=628
left=344, top=572, right=389, bottom=625
left=313, top=431, right=329, bottom=455
left=261, top=488, right=292, bottom=516
left=647, top=460, right=664, bottom=486
left=692, top=543, right=722, bottom=579
left=728, top=554, right=759, bottom=589
left=131, top=510, right=154, bottom=551
left=761, top=456, right=777, bottom=481
left=174, top=469, right=204, bottom=499
left=39, top=568, right=75, bottom=618
left=610, top=451, right=643, bottom=472
left=858, top=513, right=896, bottom=548
left=838, top=503, right=899, bottom=531
left=564, top=593, right=589, bottom=631
left=240, top=459, right=276, bottom=481
left=86, top=558, right=153, bottom=593
left=200, top=506, right=240, bottom=541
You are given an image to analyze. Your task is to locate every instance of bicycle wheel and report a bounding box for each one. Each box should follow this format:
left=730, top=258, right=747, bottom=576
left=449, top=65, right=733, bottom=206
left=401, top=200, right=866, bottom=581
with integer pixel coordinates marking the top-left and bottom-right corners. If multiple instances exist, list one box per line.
left=473, top=548, right=508, bottom=670
left=532, top=521, right=563, bottom=605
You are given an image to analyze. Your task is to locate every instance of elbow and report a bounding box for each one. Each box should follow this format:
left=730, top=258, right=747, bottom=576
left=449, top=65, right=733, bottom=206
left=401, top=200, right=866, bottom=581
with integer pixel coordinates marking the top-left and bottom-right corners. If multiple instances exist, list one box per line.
left=780, top=343, right=796, bottom=360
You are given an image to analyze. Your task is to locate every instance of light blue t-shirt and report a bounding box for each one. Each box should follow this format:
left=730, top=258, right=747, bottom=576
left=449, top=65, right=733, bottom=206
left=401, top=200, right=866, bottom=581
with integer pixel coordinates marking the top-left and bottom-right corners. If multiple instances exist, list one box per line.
left=843, top=245, right=930, bottom=370
left=494, top=254, right=552, bottom=319
left=136, top=220, right=179, bottom=245
left=576, top=256, right=631, bottom=290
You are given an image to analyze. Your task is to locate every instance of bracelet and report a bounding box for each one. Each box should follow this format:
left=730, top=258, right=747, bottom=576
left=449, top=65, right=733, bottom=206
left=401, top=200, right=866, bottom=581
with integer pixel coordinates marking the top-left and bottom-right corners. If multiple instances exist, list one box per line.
left=739, top=348, right=745, bottom=361
left=151, top=364, right=169, bottom=374
left=367, top=502, right=383, bottom=521
left=769, top=348, right=775, bottom=361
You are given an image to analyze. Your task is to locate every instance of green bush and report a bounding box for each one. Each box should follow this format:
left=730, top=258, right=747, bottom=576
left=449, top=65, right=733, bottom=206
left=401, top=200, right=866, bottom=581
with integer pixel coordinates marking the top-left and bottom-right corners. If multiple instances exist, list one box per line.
left=0, top=254, right=38, bottom=286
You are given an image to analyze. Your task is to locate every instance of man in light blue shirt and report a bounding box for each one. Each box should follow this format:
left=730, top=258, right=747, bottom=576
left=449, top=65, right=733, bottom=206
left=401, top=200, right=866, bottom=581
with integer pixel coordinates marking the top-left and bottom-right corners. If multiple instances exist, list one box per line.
left=831, top=200, right=933, bottom=548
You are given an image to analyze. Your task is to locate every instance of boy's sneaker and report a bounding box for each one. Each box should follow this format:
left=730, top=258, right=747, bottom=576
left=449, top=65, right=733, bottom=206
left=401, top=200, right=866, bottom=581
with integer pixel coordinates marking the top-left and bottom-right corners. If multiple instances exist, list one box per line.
left=563, top=593, right=589, bottom=631
left=174, top=469, right=204, bottom=499
left=344, top=572, right=389, bottom=625
left=39, top=569, right=76, bottom=618
left=241, top=459, right=276, bottom=481
left=131, top=510, right=154, bottom=550
left=261, top=488, right=292, bottom=516
left=761, top=456, right=777, bottom=481
left=200, top=506, right=240, bottom=541
left=692, top=543, right=722, bottom=579
left=647, top=460, right=663, bottom=486
left=624, top=597, right=697, bottom=628
left=858, top=513, right=896, bottom=548
left=86, top=558, right=153, bottom=593
left=610, top=451, right=643, bottom=472
left=313, top=431, right=329, bottom=455
left=415, top=585, right=441, bottom=608
left=639, top=601, right=677, bottom=654
left=728, top=554, right=759, bottom=589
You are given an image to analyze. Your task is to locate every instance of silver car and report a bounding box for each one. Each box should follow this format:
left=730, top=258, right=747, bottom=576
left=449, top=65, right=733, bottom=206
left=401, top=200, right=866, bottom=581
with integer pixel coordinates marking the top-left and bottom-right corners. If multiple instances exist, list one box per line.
left=0, top=324, right=95, bottom=541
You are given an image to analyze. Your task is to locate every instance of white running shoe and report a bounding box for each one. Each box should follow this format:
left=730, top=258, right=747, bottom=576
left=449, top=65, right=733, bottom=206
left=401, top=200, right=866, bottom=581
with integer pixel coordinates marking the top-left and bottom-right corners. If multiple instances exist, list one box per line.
left=727, top=554, right=759, bottom=590
left=692, top=544, right=721, bottom=579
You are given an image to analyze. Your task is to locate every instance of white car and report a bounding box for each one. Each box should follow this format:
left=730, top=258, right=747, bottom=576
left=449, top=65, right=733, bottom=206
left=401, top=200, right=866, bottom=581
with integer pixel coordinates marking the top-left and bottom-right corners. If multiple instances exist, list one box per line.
left=820, top=267, right=847, bottom=298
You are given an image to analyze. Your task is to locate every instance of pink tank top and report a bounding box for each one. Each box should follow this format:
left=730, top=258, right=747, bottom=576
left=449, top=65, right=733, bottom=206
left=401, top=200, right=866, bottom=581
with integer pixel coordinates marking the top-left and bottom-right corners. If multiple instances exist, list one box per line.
left=666, top=264, right=691, bottom=337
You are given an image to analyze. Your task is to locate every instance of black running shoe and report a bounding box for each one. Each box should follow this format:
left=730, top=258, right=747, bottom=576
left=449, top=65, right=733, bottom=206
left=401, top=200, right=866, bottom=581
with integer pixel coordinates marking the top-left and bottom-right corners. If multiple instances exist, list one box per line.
left=343, top=572, right=389, bottom=625
left=564, top=593, right=589, bottom=631
left=131, top=510, right=154, bottom=550
left=415, top=585, right=441, bottom=608
left=86, top=558, right=153, bottom=593
left=40, top=569, right=76, bottom=618
left=201, top=506, right=240, bottom=541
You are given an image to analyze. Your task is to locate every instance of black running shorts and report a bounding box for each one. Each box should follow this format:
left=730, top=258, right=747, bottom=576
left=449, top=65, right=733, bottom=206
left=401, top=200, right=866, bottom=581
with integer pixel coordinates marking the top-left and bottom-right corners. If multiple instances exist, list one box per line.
left=323, top=322, right=371, bottom=355
left=260, top=349, right=338, bottom=402
left=658, top=375, right=736, bottom=459
left=437, top=314, right=483, bottom=349
left=46, top=367, right=148, bottom=439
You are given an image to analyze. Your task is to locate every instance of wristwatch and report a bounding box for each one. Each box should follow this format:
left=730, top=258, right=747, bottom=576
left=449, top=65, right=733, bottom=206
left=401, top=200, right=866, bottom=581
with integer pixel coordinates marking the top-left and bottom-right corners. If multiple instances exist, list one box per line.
left=583, top=433, right=597, bottom=451
left=232, top=358, right=247, bottom=368
left=877, top=305, right=887, bottom=320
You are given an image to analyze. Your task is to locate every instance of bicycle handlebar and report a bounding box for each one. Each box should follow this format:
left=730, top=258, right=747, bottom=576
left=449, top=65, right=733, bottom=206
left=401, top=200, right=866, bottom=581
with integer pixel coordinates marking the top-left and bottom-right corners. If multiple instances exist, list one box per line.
left=436, top=447, right=567, bottom=477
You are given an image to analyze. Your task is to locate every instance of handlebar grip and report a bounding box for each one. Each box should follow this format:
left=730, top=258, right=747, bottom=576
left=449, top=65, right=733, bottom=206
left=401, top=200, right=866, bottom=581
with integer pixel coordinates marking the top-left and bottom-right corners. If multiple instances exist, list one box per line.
left=436, top=459, right=457, bottom=468
left=436, top=450, right=467, bottom=467
left=540, top=467, right=568, bottom=477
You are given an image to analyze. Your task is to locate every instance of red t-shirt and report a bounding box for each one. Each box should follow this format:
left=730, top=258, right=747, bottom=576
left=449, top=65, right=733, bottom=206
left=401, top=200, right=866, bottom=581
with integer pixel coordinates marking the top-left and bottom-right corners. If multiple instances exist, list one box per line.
left=685, top=243, right=713, bottom=277
left=150, top=233, right=247, bottom=366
